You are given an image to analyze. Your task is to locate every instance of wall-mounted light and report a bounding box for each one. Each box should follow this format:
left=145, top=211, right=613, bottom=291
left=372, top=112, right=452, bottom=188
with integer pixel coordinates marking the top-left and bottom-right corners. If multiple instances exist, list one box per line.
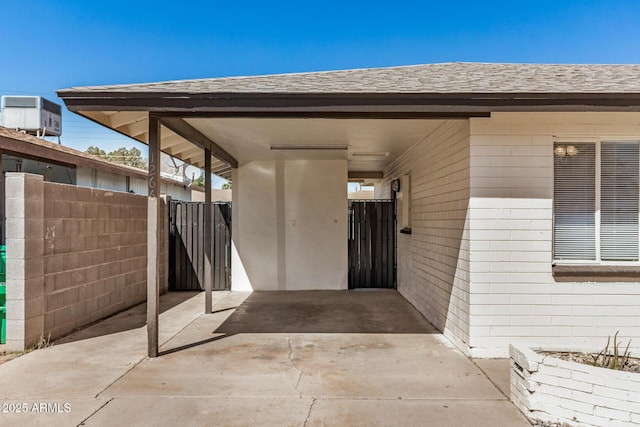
left=351, top=152, right=390, bottom=157
left=270, top=144, right=348, bottom=150
left=554, top=145, right=579, bottom=157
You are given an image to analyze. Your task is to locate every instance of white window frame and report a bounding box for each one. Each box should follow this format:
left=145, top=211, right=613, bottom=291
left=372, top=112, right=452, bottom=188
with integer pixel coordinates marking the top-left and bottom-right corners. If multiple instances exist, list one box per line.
left=553, top=137, right=640, bottom=266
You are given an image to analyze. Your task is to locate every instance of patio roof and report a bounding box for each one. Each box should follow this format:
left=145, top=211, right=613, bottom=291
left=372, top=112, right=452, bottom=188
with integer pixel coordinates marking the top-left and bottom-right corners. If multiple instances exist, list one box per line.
left=57, top=62, right=640, bottom=180
left=56, top=61, right=640, bottom=357
left=60, top=62, right=640, bottom=95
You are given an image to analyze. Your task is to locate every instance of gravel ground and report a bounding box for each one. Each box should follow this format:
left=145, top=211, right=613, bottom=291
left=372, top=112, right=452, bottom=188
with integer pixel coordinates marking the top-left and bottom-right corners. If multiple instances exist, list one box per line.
left=538, top=351, right=640, bottom=373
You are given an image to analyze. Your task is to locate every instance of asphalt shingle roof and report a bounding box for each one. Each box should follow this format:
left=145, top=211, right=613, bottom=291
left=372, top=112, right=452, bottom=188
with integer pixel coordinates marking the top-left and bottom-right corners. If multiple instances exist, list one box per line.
left=60, top=63, right=640, bottom=94
left=0, top=126, right=108, bottom=162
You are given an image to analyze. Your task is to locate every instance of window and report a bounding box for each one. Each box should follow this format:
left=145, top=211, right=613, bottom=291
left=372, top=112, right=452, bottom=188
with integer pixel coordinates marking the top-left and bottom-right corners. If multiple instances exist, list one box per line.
left=553, top=141, right=640, bottom=263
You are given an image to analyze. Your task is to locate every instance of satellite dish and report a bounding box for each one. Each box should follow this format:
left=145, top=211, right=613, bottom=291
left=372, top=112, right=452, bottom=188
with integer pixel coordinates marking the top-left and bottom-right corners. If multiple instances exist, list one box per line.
left=183, top=165, right=201, bottom=181
left=165, top=156, right=184, bottom=168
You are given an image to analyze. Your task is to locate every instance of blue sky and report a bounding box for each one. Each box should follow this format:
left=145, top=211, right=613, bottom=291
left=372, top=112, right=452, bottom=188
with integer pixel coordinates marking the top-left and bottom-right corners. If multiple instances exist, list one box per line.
left=2, top=0, right=640, bottom=184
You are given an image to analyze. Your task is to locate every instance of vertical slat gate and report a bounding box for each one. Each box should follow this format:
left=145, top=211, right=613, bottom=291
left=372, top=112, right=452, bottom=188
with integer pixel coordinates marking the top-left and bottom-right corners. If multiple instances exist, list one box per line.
left=197, top=203, right=204, bottom=289
left=169, top=201, right=231, bottom=291
left=185, top=203, right=192, bottom=290
left=212, top=203, right=232, bottom=290
left=348, top=200, right=396, bottom=289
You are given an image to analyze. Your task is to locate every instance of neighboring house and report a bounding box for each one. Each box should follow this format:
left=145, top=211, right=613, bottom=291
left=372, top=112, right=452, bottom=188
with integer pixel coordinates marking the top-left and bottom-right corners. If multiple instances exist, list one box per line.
left=348, top=189, right=374, bottom=200
left=58, top=62, right=640, bottom=358
left=191, top=188, right=232, bottom=202
left=0, top=126, right=192, bottom=242
left=0, top=127, right=192, bottom=198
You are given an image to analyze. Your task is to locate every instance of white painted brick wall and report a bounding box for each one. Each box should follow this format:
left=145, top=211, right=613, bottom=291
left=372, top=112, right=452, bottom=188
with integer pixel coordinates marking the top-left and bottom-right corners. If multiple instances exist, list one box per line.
left=468, top=113, right=640, bottom=358
left=510, top=344, right=640, bottom=426
left=381, top=120, right=471, bottom=352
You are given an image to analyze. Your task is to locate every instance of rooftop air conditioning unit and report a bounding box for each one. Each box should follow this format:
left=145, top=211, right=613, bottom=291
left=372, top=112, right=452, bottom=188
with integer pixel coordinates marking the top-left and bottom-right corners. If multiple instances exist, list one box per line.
left=1, top=95, right=62, bottom=136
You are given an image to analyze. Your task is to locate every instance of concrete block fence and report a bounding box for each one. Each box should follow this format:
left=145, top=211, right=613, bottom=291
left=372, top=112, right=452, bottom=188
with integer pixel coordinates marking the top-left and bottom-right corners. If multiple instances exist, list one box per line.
left=510, top=344, right=640, bottom=426
left=4, top=173, right=168, bottom=351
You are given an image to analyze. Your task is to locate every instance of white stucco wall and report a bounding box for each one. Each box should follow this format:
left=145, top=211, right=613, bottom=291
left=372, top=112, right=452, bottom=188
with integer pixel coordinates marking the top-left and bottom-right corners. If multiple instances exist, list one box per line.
left=159, top=181, right=191, bottom=201
left=467, top=112, right=640, bottom=358
left=77, top=167, right=128, bottom=191
left=232, top=159, right=348, bottom=291
left=76, top=167, right=98, bottom=188
left=381, top=120, right=471, bottom=353
left=76, top=167, right=191, bottom=200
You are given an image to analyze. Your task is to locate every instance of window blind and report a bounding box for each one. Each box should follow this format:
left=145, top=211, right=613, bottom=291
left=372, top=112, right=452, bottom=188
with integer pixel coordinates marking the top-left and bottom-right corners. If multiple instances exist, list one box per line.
left=553, top=143, right=596, bottom=260
left=601, top=142, right=639, bottom=261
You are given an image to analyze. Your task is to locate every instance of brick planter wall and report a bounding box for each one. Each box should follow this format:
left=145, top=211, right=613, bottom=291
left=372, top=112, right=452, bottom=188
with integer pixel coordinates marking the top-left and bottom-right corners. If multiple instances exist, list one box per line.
left=510, top=344, right=640, bottom=426
left=5, top=173, right=168, bottom=350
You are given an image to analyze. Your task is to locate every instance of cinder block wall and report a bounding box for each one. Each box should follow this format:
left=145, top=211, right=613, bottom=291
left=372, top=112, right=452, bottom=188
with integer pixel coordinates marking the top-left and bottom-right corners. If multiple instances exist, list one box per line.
left=5, top=173, right=45, bottom=351
left=5, top=173, right=168, bottom=350
left=380, top=120, right=472, bottom=353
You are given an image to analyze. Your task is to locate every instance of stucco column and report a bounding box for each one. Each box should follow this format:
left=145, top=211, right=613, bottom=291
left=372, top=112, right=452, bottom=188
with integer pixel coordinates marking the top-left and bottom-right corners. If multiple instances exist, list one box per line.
left=4, top=172, right=45, bottom=351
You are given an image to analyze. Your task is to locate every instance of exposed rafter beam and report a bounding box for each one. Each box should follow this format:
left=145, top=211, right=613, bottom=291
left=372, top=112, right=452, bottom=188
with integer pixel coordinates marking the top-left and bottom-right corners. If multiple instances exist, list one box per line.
left=172, top=144, right=202, bottom=159
left=155, top=116, right=238, bottom=168
left=213, top=166, right=232, bottom=176
left=109, top=111, right=147, bottom=128
left=159, top=134, right=185, bottom=150
left=348, top=171, right=384, bottom=180
left=121, top=119, right=149, bottom=137
left=183, top=153, right=204, bottom=165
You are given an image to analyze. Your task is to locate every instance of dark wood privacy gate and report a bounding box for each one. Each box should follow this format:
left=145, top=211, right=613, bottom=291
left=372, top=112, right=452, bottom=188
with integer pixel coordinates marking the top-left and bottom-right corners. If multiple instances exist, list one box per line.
left=348, top=199, right=396, bottom=289
left=169, top=201, right=231, bottom=291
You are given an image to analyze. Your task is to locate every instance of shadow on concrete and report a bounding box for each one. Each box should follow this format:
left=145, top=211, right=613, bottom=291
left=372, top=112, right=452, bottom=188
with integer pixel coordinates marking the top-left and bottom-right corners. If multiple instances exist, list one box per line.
left=160, top=334, right=231, bottom=356
left=55, top=291, right=200, bottom=345
left=213, top=290, right=438, bottom=335
left=159, top=290, right=438, bottom=357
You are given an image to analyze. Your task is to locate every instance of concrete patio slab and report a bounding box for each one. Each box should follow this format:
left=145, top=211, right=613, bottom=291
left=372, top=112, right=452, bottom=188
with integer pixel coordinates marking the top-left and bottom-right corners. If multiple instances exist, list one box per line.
left=84, top=397, right=314, bottom=427
left=0, top=290, right=529, bottom=427
left=0, top=292, right=204, bottom=400
left=473, top=358, right=512, bottom=398
left=307, top=399, right=529, bottom=427
left=0, top=398, right=109, bottom=427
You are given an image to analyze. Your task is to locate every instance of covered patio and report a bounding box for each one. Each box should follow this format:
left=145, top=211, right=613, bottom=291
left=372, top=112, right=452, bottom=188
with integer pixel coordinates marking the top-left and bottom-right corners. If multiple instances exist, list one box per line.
left=56, top=63, right=640, bottom=361
left=57, top=66, right=481, bottom=358
left=0, top=290, right=528, bottom=426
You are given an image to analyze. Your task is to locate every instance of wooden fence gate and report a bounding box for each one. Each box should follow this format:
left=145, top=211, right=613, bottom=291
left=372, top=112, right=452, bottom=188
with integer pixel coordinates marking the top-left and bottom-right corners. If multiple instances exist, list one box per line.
left=169, top=201, right=231, bottom=291
left=348, top=199, right=396, bottom=289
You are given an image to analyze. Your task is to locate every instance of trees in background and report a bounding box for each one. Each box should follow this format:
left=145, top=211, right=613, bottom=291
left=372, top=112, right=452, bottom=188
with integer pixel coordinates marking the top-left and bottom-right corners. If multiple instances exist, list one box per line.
left=194, top=172, right=231, bottom=189
left=86, top=146, right=147, bottom=170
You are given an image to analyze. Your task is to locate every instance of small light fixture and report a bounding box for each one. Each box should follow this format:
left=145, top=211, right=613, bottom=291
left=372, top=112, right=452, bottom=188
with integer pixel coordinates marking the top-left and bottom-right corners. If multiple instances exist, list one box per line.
left=554, top=145, right=579, bottom=157
left=351, top=152, right=390, bottom=157
left=566, top=145, right=579, bottom=156
left=270, top=144, right=348, bottom=150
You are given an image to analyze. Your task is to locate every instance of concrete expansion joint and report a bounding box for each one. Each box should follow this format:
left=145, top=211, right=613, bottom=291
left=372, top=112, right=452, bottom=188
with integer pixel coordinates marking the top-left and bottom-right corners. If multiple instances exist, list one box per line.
left=94, top=356, right=146, bottom=398
left=469, top=358, right=509, bottom=400
left=302, top=398, right=316, bottom=427
left=76, top=397, right=114, bottom=426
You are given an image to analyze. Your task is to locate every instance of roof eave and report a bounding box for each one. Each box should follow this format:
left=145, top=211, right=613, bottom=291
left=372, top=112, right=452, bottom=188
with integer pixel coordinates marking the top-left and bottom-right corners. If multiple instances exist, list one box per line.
left=58, top=91, right=640, bottom=114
